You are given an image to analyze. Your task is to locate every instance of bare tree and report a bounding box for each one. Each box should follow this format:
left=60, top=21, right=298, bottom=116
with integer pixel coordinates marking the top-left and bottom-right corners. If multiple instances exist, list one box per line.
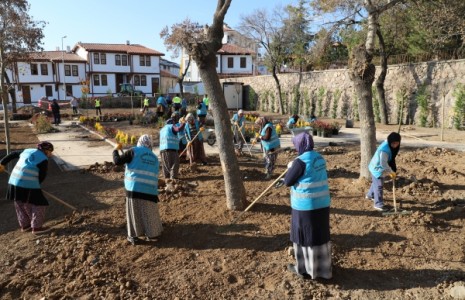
left=0, top=0, right=45, bottom=153
left=161, top=0, right=246, bottom=210
left=238, top=8, right=286, bottom=114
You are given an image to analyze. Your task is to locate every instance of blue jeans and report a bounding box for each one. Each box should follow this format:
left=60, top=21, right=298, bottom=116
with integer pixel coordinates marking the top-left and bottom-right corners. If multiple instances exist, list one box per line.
left=367, top=174, right=384, bottom=208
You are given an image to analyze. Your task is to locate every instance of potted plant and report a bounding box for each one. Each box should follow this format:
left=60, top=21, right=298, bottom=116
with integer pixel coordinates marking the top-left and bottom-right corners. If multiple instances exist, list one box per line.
left=323, top=123, right=333, bottom=138
left=331, top=122, right=342, bottom=135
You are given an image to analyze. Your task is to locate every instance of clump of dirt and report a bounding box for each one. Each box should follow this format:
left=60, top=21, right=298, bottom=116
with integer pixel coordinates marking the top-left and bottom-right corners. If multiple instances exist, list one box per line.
left=87, top=161, right=123, bottom=173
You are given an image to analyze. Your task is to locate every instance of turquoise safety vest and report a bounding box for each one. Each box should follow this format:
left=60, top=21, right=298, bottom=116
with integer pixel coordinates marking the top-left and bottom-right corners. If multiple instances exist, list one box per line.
left=160, top=124, right=179, bottom=150
left=368, top=140, right=392, bottom=178
left=260, top=123, right=280, bottom=151
left=186, top=120, right=203, bottom=142
left=231, top=113, right=245, bottom=134
left=157, top=96, right=166, bottom=106
left=287, top=117, right=296, bottom=128
left=124, top=147, right=159, bottom=195
left=8, top=149, right=48, bottom=189
left=290, top=151, right=331, bottom=211
left=177, top=123, right=187, bottom=145
left=197, top=102, right=207, bottom=116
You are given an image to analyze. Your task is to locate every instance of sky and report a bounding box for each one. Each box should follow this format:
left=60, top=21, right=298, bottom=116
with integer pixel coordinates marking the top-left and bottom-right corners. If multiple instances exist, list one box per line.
left=27, top=0, right=297, bottom=63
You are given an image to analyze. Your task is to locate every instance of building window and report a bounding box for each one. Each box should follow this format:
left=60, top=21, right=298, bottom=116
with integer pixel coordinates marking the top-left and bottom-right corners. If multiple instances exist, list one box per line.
left=240, top=57, right=247, bottom=68
left=30, top=64, right=38, bottom=75
left=141, top=75, right=147, bottom=86
left=145, top=56, right=151, bottom=66
left=115, top=55, right=121, bottom=66
left=134, top=75, right=140, bottom=86
left=72, top=65, right=78, bottom=76
left=122, top=55, right=128, bottom=66
left=101, top=75, right=107, bottom=86
left=228, top=57, right=234, bottom=68
left=45, top=85, right=53, bottom=97
left=93, top=53, right=100, bottom=64
left=100, top=54, right=106, bottom=65
left=93, top=74, right=100, bottom=86
left=40, top=64, right=48, bottom=75
left=140, top=56, right=145, bottom=66
left=64, top=65, right=71, bottom=76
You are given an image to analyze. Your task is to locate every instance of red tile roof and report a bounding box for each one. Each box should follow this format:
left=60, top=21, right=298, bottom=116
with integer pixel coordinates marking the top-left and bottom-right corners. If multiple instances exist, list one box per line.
left=75, top=43, right=164, bottom=56
left=28, top=51, right=87, bottom=63
left=218, top=43, right=255, bottom=55
left=160, top=70, right=178, bottom=78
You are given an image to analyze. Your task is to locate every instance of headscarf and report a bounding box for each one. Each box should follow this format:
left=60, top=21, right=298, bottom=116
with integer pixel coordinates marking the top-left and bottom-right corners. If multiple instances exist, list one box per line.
left=186, top=113, right=195, bottom=122
left=254, top=116, right=270, bottom=128
left=292, top=132, right=314, bottom=155
left=37, top=141, right=54, bottom=152
left=137, top=134, right=152, bottom=149
left=387, top=132, right=401, bottom=172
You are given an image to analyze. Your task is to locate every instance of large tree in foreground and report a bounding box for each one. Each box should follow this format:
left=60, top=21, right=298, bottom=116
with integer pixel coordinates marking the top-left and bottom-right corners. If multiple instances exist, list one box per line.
left=0, top=0, right=45, bottom=154
left=161, top=0, right=246, bottom=210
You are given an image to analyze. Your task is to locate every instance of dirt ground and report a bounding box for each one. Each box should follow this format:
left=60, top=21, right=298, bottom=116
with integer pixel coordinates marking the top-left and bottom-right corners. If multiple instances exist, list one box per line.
left=0, top=111, right=464, bottom=299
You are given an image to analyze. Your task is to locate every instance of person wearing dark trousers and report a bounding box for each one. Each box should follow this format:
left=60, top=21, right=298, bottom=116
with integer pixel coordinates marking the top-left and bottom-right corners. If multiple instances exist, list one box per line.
left=95, top=98, right=102, bottom=116
left=51, top=99, right=61, bottom=125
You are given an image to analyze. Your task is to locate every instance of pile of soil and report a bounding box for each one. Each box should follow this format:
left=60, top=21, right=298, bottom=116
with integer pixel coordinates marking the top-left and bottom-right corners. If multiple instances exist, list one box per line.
left=0, top=121, right=464, bottom=299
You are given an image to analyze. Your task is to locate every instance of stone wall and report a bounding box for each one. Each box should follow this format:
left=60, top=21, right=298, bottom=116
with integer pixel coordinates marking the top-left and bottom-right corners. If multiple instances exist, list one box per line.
left=223, top=59, right=465, bottom=127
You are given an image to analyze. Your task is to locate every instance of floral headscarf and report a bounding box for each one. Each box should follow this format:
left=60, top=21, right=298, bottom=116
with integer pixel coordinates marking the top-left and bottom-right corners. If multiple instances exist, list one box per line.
left=137, top=134, right=152, bottom=149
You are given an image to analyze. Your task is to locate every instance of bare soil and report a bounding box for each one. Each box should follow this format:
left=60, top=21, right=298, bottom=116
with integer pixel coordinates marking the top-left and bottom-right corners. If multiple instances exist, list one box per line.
left=0, top=112, right=464, bottom=299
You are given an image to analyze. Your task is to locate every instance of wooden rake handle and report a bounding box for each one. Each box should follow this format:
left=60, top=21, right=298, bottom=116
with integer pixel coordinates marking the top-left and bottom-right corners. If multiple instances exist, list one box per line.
left=179, top=130, right=202, bottom=158
left=231, top=169, right=287, bottom=225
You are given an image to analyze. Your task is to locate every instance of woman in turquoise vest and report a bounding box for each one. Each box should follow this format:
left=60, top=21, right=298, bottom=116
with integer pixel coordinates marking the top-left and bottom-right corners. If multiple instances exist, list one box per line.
left=284, top=132, right=332, bottom=280
left=185, top=113, right=208, bottom=165
left=159, top=113, right=186, bottom=179
left=231, top=109, right=245, bottom=152
left=113, top=135, right=162, bottom=245
left=0, top=141, right=54, bottom=235
left=286, top=114, right=299, bottom=129
left=197, top=100, right=207, bottom=125
left=366, top=132, right=401, bottom=211
left=255, top=117, right=280, bottom=179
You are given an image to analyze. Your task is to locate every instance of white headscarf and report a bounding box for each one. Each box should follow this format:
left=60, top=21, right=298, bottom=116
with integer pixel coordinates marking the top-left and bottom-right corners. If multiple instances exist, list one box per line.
left=137, top=134, right=152, bottom=149
left=186, top=113, right=195, bottom=122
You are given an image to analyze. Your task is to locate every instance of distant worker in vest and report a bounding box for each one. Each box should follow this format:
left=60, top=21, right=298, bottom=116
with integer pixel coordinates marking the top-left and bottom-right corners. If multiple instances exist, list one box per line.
left=0, top=141, right=55, bottom=235
left=284, top=132, right=332, bottom=280
left=287, top=114, right=299, bottom=129
left=197, top=99, right=208, bottom=125
left=172, top=93, right=182, bottom=112
left=366, top=132, right=401, bottom=211
left=231, top=109, right=245, bottom=153
left=156, top=94, right=167, bottom=118
left=94, top=97, right=102, bottom=117
left=141, top=95, right=150, bottom=114
left=112, top=135, right=163, bottom=245
left=160, top=113, right=186, bottom=179
left=202, top=94, right=209, bottom=111
left=51, top=99, right=61, bottom=125
left=185, top=113, right=208, bottom=165
left=165, top=94, right=173, bottom=116
left=176, top=115, right=188, bottom=161
left=255, top=117, right=281, bottom=180
left=70, top=97, right=79, bottom=115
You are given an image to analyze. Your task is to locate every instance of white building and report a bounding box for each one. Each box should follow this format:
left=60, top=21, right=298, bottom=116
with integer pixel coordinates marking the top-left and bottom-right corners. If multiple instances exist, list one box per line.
left=73, top=42, right=164, bottom=97
left=5, top=51, right=86, bottom=104
left=5, top=42, right=166, bottom=106
left=183, top=26, right=256, bottom=82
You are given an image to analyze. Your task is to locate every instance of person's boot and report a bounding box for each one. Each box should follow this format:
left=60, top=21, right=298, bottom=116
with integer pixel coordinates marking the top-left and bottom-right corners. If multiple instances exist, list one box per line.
left=265, top=172, right=272, bottom=180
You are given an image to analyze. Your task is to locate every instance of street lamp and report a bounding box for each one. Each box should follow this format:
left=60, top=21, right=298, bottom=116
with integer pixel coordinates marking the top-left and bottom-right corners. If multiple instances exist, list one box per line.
left=61, top=35, right=67, bottom=100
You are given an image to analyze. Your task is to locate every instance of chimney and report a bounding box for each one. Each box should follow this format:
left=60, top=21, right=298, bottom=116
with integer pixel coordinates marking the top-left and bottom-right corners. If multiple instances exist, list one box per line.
left=67, top=46, right=71, bottom=53
left=56, top=47, right=60, bottom=51
left=126, top=40, right=130, bottom=45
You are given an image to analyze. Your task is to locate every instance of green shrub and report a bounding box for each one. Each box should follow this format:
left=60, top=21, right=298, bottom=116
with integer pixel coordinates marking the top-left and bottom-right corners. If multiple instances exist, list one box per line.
left=317, top=87, right=325, bottom=117
left=452, top=83, right=465, bottom=130
left=416, top=84, right=430, bottom=127
left=35, top=114, right=54, bottom=133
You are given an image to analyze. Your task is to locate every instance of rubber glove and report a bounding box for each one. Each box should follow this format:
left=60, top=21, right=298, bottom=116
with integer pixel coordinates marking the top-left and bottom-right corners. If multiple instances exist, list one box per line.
left=388, top=172, right=396, bottom=179
left=200, top=127, right=205, bottom=132
left=114, top=143, right=123, bottom=151
left=287, top=161, right=293, bottom=169
left=0, top=165, right=4, bottom=173
left=255, top=132, right=260, bottom=138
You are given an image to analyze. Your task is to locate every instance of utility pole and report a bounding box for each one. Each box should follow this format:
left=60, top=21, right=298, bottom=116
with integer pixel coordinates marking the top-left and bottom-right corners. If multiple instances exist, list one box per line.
left=61, top=35, right=67, bottom=100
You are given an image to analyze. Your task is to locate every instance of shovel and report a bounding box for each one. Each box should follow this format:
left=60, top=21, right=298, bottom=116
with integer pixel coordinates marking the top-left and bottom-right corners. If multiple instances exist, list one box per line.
left=382, top=177, right=412, bottom=216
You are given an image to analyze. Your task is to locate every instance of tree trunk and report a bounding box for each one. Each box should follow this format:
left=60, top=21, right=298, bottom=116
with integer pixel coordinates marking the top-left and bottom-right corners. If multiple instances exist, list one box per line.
left=0, top=56, right=11, bottom=154
left=348, top=45, right=377, bottom=179
left=375, top=29, right=389, bottom=125
left=271, top=66, right=284, bottom=114
left=198, top=63, right=247, bottom=210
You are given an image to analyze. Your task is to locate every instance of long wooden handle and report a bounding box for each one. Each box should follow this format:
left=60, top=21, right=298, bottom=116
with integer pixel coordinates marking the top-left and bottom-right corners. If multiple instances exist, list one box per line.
left=235, top=123, right=253, bottom=156
left=179, top=130, right=202, bottom=158
left=392, top=178, right=397, bottom=213
left=231, top=169, right=287, bottom=224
